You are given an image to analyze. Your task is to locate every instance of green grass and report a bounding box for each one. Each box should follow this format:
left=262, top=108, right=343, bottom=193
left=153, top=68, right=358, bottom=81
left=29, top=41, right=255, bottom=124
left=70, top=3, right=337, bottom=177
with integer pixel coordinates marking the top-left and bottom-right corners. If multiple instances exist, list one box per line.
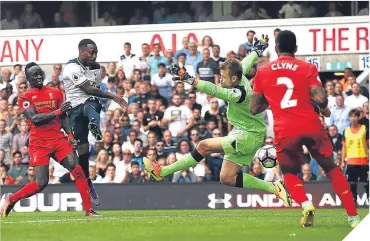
left=1, top=209, right=368, bottom=241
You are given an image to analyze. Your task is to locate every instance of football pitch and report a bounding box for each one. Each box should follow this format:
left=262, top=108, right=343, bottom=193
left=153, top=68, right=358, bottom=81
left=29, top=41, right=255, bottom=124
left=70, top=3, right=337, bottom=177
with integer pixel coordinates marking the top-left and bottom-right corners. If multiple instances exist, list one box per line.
left=1, top=209, right=368, bottom=241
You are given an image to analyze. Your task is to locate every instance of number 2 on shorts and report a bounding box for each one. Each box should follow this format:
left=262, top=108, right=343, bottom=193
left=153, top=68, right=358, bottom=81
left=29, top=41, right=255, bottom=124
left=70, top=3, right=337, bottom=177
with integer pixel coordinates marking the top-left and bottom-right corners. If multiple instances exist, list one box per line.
left=277, top=77, right=297, bottom=109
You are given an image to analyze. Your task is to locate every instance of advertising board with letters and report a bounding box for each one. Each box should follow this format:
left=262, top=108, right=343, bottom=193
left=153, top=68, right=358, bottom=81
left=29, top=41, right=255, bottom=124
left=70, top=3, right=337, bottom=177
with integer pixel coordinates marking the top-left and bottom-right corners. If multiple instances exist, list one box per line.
left=1, top=182, right=368, bottom=212
left=0, top=16, right=368, bottom=69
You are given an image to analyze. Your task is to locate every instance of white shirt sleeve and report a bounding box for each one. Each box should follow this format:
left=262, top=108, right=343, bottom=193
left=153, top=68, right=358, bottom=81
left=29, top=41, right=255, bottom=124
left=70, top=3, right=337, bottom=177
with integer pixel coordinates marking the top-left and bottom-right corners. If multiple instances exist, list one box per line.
left=361, top=95, right=369, bottom=105
left=117, top=57, right=124, bottom=69
left=164, top=107, right=171, bottom=119
left=63, top=63, right=87, bottom=87
left=167, top=73, right=175, bottom=87
left=344, top=97, right=350, bottom=107
left=262, top=47, right=270, bottom=57
left=184, top=106, right=192, bottom=120
left=134, top=56, right=141, bottom=69
left=151, top=75, right=156, bottom=86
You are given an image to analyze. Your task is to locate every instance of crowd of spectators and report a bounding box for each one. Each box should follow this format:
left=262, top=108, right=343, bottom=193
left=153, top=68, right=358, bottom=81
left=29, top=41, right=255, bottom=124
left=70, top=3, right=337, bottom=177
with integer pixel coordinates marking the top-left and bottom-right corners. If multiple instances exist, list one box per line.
left=1, top=1, right=368, bottom=30
left=0, top=2, right=368, bottom=188
left=1, top=30, right=368, bottom=186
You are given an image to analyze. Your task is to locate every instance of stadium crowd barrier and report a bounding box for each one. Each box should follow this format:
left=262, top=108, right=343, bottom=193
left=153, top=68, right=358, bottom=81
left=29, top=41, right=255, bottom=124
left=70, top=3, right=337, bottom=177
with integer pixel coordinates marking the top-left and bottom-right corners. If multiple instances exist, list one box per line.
left=1, top=182, right=368, bottom=212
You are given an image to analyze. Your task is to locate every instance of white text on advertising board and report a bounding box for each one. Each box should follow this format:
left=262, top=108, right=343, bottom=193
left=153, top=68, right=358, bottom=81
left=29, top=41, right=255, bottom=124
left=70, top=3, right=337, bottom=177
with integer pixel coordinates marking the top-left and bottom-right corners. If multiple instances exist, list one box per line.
left=4, top=193, right=83, bottom=212
left=207, top=193, right=369, bottom=209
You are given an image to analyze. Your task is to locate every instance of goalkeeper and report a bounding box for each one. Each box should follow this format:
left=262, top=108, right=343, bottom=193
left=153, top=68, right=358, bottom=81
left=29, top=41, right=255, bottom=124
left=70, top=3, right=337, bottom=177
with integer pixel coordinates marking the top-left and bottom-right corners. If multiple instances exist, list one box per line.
left=144, top=35, right=292, bottom=206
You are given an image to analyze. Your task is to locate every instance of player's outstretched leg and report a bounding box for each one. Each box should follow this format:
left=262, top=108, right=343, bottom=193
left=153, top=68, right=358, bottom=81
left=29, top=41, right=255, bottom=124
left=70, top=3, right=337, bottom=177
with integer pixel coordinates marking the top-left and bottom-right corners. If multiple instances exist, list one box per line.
left=279, top=164, right=315, bottom=227
left=83, top=98, right=102, bottom=141
left=77, top=142, right=100, bottom=206
left=1, top=166, right=49, bottom=217
left=61, top=153, right=99, bottom=216
left=144, top=138, right=291, bottom=206
left=144, top=139, right=219, bottom=181
left=314, top=155, right=360, bottom=228
left=220, top=160, right=292, bottom=207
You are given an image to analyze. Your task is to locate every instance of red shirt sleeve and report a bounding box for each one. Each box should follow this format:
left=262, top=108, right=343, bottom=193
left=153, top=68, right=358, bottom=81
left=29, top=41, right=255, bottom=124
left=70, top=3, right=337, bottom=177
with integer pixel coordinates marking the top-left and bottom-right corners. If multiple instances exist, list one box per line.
left=308, top=64, right=322, bottom=88
left=253, top=68, right=264, bottom=94
left=18, top=94, right=34, bottom=112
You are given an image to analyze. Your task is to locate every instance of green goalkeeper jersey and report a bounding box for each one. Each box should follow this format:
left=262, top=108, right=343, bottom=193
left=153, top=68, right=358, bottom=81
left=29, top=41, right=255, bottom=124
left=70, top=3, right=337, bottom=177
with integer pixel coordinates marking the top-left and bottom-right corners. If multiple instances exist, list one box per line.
left=195, top=52, right=266, bottom=135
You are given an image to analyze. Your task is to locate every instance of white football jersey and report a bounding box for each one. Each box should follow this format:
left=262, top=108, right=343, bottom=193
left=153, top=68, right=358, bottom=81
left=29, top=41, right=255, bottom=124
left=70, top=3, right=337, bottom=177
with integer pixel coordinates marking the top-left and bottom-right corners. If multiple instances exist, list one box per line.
left=117, top=53, right=140, bottom=80
left=62, top=58, right=101, bottom=107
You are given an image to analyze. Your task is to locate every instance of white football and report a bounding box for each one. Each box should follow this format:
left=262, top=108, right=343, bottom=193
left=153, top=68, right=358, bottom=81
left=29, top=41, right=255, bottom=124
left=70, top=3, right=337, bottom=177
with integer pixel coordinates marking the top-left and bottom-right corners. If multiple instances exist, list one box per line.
left=257, top=145, right=278, bottom=168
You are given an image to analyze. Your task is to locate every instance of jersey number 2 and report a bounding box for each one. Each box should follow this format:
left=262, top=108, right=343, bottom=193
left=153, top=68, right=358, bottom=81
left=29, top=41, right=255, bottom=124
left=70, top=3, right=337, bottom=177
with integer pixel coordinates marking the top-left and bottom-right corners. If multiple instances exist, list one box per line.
left=277, top=77, right=297, bottom=109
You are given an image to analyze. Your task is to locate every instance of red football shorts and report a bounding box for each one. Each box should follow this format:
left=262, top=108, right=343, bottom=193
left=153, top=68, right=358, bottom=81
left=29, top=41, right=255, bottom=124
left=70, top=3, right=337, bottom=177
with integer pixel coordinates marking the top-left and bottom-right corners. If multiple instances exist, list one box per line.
left=29, top=137, right=73, bottom=166
left=275, top=129, right=333, bottom=166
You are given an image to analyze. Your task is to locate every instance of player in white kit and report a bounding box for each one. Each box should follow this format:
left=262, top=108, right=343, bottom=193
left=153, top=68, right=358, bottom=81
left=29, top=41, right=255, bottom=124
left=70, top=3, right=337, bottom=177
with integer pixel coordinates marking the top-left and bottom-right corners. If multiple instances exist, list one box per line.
left=62, top=39, right=128, bottom=205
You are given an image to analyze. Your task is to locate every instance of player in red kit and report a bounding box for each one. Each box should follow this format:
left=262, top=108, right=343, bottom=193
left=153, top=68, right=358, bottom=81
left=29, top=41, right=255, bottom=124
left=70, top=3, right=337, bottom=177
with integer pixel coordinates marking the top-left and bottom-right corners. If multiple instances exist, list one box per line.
left=250, top=31, right=360, bottom=228
left=0, top=62, right=98, bottom=217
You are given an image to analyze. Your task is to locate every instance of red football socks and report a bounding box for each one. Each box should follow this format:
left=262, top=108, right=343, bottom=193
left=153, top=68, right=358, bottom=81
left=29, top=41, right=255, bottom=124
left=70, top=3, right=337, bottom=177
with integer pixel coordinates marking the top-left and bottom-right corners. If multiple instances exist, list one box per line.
left=284, top=173, right=309, bottom=205
left=9, top=181, right=41, bottom=203
left=71, top=166, right=92, bottom=213
left=327, top=167, right=358, bottom=216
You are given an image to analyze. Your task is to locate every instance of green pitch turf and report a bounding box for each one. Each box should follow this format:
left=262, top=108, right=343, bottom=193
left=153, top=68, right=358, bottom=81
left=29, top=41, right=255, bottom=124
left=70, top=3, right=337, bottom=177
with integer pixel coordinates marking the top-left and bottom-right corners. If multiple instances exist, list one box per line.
left=1, top=209, right=368, bottom=241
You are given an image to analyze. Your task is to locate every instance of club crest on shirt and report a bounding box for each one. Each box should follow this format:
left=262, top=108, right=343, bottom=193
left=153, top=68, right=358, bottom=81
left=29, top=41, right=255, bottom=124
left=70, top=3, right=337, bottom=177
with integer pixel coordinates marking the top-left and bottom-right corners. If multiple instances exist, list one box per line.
left=72, top=73, right=80, bottom=81
left=49, top=93, right=54, bottom=99
left=32, top=95, right=37, bottom=100
left=232, top=88, right=241, bottom=97
left=23, top=101, right=30, bottom=109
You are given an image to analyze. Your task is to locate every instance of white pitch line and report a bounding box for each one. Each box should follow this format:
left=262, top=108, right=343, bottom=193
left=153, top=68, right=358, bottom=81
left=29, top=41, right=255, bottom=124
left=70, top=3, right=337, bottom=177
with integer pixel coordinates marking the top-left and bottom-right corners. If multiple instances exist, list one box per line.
left=1, top=212, right=335, bottom=224
left=1, top=213, right=247, bottom=224
left=2, top=216, right=136, bottom=224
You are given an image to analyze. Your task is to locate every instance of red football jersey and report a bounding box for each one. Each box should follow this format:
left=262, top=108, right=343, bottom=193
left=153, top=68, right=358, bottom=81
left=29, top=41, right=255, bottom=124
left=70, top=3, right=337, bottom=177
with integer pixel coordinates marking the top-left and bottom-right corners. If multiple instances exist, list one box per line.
left=253, top=56, right=323, bottom=139
left=18, top=86, right=65, bottom=141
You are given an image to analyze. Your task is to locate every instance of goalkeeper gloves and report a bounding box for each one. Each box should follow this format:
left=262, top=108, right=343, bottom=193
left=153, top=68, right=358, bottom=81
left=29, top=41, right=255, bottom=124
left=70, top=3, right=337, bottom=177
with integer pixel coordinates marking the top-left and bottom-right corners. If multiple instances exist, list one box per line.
left=170, top=63, right=195, bottom=85
left=252, top=34, right=269, bottom=57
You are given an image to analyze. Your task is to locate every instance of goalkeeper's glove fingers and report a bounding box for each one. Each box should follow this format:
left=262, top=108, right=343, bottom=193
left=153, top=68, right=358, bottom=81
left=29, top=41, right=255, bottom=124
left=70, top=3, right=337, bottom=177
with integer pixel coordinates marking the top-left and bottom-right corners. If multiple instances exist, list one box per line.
left=254, top=34, right=269, bottom=48
left=172, top=73, right=195, bottom=85
left=170, top=63, right=187, bottom=75
left=252, top=34, right=269, bottom=57
left=184, top=76, right=195, bottom=85
left=170, top=64, right=180, bottom=75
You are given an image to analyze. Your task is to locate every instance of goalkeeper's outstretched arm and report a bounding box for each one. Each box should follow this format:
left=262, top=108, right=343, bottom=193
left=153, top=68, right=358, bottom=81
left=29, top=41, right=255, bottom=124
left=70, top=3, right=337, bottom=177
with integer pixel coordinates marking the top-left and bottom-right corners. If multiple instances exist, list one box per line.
left=194, top=79, right=247, bottom=104
left=241, top=51, right=259, bottom=76
left=192, top=52, right=258, bottom=104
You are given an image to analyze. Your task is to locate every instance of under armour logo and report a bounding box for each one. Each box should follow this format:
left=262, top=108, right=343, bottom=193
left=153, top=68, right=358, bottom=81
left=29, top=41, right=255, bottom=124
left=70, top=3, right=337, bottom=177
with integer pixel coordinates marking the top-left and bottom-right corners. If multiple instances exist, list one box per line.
left=208, top=193, right=232, bottom=209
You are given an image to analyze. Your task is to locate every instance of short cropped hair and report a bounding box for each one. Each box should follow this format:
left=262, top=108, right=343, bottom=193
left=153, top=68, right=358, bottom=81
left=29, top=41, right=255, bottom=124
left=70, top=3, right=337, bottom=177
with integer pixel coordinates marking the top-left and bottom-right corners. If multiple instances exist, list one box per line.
left=107, top=163, right=116, bottom=170
left=25, top=62, right=38, bottom=72
left=178, top=53, right=186, bottom=58
left=220, top=60, right=243, bottom=81
left=131, top=161, right=140, bottom=167
left=13, top=151, right=22, bottom=157
left=349, top=109, right=361, bottom=117
left=275, top=30, right=296, bottom=54
left=247, top=30, right=256, bottom=35
left=78, top=39, right=96, bottom=50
